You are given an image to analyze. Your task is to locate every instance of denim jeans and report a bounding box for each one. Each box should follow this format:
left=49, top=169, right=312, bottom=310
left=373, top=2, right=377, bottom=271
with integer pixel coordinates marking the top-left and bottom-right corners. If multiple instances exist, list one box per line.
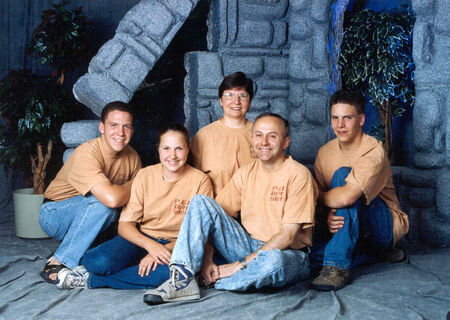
left=80, top=234, right=170, bottom=290
left=171, top=194, right=310, bottom=292
left=311, top=167, right=394, bottom=271
left=39, top=194, right=118, bottom=269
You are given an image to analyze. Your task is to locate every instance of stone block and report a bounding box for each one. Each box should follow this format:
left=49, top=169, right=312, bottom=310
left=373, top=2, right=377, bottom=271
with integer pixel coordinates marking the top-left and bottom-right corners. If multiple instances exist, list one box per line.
left=287, top=104, right=304, bottom=126
left=236, top=20, right=273, bottom=47
left=399, top=167, right=437, bottom=187
left=257, top=89, right=288, bottom=99
left=223, top=56, right=264, bottom=78
left=289, top=124, right=327, bottom=164
left=73, top=74, right=130, bottom=117
left=265, top=57, right=288, bottom=79
left=289, top=40, right=329, bottom=81
left=195, top=99, right=212, bottom=108
left=269, top=98, right=289, bottom=119
left=312, top=25, right=329, bottom=69
left=115, top=33, right=160, bottom=63
left=197, top=88, right=218, bottom=99
left=258, top=79, right=289, bottom=90
left=434, top=126, right=445, bottom=153
left=411, top=0, right=435, bottom=15
left=88, top=40, right=125, bottom=73
left=63, top=149, right=75, bottom=164
left=240, top=0, right=289, bottom=19
left=61, top=120, right=100, bottom=147
left=415, top=33, right=450, bottom=85
left=165, top=0, right=195, bottom=19
left=250, top=101, right=270, bottom=112
left=126, top=1, right=175, bottom=39
left=413, top=126, right=434, bottom=152
left=196, top=107, right=212, bottom=130
left=289, top=17, right=313, bottom=40
left=311, top=0, right=330, bottom=22
left=304, top=94, right=328, bottom=125
left=414, top=90, right=442, bottom=128
left=108, top=52, right=149, bottom=93
left=435, top=0, right=450, bottom=35
left=288, top=83, right=306, bottom=107
left=436, top=168, right=450, bottom=216
left=420, top=208, right=450, bottom=246
left=186, top=52, right=223, bottom=89
left=272, top=21, right=288, bottom=48
left=414, top=152, right=445, bottom=169
left=406, top=206, right=421, bottom=243
left=408, top=187, right=436, bottom=208
left=290, top=0, right=310, bottom=13
left=412, top=22, right=433, bottom=65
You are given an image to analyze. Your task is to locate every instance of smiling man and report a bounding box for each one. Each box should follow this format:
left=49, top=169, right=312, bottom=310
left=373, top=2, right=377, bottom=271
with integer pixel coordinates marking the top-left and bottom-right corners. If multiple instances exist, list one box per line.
left=39, top=101, right=141, bottom=285
left=311, top=90, right=409, bottom=291
left=143, top=113, right=318, bottom=305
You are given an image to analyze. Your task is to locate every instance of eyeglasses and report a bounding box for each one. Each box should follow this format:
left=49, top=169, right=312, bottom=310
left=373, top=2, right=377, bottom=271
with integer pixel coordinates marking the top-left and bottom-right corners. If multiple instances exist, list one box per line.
left=222, top=92, right=250, bottom=101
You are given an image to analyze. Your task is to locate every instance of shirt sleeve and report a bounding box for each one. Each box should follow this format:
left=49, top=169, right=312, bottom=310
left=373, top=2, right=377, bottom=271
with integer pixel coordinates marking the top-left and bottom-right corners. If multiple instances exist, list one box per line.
left=345, top=147, right=388, bottom=204
left=198, top=175, right=214, bottom=198
left=215, top=168, right=244, bottom=218
left=119, top=169, right=145, bottom=223
left=313, top=152, right=327, bottom=192
left=282, top=170, right=317, bottom=228
left=66, top=150, right=109, bottom=196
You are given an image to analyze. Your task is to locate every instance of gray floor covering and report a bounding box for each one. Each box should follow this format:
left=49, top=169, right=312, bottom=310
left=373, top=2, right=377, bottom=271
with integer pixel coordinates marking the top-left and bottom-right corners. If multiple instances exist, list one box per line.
left=1, top=204, right=449, bottom=320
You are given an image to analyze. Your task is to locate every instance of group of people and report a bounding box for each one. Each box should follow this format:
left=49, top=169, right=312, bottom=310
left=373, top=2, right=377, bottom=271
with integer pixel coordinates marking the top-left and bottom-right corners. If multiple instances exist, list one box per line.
left=39, top=72, right=408, bottom=305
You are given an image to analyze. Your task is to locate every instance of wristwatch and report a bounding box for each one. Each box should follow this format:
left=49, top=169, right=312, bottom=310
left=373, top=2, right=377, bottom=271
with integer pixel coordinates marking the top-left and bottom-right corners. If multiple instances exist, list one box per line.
left=239, top=257, right=247, bottom=270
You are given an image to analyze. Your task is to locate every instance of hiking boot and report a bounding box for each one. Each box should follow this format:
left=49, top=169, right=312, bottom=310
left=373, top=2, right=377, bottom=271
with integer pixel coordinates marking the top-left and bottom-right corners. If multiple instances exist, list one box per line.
left=143, top=265, right=200, bottom=305
left=387, top=247, right=406, bottom=263
left=56, top=265, right=90, bottom=290
left=311, top=266, right=350, bottom=291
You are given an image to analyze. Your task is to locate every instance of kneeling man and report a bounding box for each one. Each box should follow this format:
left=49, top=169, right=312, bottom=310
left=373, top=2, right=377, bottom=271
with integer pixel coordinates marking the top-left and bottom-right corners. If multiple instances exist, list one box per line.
left=39, top=101, right=141, bottom=284
left=311, top=90, right=409, bottom=291
left=144, top=112, right=318, bottom=304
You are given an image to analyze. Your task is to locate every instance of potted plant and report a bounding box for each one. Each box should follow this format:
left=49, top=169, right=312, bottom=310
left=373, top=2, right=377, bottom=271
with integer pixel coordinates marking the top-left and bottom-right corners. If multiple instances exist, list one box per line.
left=339, top=8, right=415, bottom=159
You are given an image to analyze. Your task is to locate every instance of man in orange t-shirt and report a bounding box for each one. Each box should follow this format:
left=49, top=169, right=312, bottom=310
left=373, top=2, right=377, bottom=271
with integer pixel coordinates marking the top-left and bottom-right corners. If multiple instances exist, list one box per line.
left=39, top=101, right=141, bottom=285
left=311, top=90, right=408, bottom=291
left=143, top=113, right=317, bottom=305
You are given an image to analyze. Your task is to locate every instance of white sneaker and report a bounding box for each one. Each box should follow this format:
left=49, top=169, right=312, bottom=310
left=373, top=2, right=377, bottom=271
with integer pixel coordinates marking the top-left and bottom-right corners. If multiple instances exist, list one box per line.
left=56, top=265, right=89, bottom=290
left=143, top=265, right=200, bottom=305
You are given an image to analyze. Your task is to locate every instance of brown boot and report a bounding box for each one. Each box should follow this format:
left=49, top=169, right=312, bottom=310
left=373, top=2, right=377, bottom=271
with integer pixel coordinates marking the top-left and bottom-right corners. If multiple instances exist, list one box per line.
left=311, top=266, right=351, bottom=291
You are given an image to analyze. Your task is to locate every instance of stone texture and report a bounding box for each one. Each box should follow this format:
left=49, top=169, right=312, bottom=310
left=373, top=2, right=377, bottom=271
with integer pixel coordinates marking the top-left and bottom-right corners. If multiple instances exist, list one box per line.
left=63, top=148, right=75, bottom=163
left=406, top=206, right=421, bottom=243
left=240, top=0, right=289, bottom=19
left=399, top=167, right=437, bottom=187
left=289, top=17, right=313, bottom=40
left=223, top=56, right=264, bottom=78
left=436, top=168, right=450, bottom=217
left=289, top=124, right=327, bottom=163
left=265, top=57, right=288, bottom=79
left=60, top=120, right=100, bottom=147
left=304, top=94, right=329, bottom=125
left=421, top=208, right=450, bottom=246
left=236, top=20, right=273, bottom=47
left=311, top=0, right=330, bottom=22
left=414, top=152, right=445, bottom=169
left=408, top=187, right=436, bottom=208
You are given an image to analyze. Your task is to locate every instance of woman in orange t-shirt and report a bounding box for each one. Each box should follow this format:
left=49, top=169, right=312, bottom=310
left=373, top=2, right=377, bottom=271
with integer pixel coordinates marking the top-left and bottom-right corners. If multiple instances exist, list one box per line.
left=56, top=123, right=213, bottom=290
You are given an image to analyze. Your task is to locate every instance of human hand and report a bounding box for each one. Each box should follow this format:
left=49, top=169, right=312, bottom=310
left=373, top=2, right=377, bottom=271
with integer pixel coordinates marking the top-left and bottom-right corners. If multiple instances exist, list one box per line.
left=138, top=254, right=159, bottom=277
left=146, top=241, right=172, bottom=265
left=200, top=260, right=219, bottom=286
left=327, top=209, right=345, bottom=233
left=218, top=262, right=241, bottom=279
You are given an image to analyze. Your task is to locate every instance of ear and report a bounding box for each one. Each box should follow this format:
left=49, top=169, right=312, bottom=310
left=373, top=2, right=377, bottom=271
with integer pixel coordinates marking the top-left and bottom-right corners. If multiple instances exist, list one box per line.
left=359, top=113, right=366, bottom=127
left=283, top=136, right=290, bottom=150
left=99, top=121, right=105, bottom=135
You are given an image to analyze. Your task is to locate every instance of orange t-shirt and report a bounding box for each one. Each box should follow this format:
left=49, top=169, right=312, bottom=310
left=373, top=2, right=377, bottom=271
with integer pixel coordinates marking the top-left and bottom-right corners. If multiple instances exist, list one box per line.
left=119, top=164, right=213, bottom=241
left=45, top=137, right=141, bottom=201
left=314, top=133, right=409, bottom=244
left=216, top=156, right=318, bottom=249
left=191, top=119, right=257, bottom=196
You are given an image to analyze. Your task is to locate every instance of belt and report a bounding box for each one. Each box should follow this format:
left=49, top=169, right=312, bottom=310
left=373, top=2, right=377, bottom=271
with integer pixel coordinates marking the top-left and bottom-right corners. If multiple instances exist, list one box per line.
left=43, top=198, right=53, bottom=204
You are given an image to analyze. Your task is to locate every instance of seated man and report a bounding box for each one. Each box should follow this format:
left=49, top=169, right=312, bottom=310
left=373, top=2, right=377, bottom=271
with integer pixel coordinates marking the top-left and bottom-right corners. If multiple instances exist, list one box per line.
left=311, top=90, right=409, bottom=291
left=143, top=112, right=318, bottom=305
left=39, top=101, right=142, bottom=284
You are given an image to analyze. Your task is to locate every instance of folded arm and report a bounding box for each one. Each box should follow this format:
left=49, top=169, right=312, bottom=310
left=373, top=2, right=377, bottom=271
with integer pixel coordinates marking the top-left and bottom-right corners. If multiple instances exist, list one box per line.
left=90, top=179, right=134, bottom=208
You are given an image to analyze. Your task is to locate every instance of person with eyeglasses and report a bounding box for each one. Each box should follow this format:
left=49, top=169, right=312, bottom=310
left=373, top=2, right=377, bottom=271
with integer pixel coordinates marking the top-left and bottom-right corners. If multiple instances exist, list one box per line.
left=190, top=72, right=258, bottom=197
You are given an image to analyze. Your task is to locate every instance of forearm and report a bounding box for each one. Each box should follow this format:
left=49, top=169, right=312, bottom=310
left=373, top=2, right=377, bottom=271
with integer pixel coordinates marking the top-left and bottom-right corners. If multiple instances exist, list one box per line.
left=91, top=180, right=133, bottom=208
left=319, top=185, right=362, bottom=209
left=118, top=221, right=158, bottom=252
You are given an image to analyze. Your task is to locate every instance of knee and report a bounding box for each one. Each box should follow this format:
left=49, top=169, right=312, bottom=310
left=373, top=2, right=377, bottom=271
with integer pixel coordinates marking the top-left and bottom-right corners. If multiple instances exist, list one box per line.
left=81, top=251, right=115, bottom=275
left=330, top=167, right=352, bottom=188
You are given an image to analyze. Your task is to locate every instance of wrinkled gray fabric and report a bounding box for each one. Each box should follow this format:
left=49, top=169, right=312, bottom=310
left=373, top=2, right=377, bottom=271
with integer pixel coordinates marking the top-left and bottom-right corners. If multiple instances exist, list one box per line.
left=1, top=206, right=449, bottom=320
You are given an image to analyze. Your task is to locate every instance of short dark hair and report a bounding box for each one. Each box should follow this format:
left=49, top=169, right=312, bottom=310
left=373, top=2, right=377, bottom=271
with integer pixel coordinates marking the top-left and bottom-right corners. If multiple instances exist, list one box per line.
left=101, top=101, right=134, bottom=123
left=330, top=90, right=365, bottom=114
left=253, top=112, right=290, bottom=137
left=219, top=72, right=254, bottom=100
left=157, top=122, right=190, bottom=147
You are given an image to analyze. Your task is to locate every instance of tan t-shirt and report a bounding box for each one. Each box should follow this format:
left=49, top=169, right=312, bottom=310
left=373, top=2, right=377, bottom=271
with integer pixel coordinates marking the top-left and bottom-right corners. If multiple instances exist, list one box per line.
left=119, top=164, right=213, bottom=241
left=191, top=119, right=257, bottom=196
left=314, top=133, right=409, bottom=244
left=45, top=137, right=142, bottom=201
left=216, top=156, right=318, bottom=249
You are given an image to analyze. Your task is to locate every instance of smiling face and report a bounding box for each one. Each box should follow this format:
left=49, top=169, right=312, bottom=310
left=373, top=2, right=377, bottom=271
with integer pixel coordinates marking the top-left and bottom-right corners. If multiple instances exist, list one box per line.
left=252, top=116, right=290, bottom=170
left=331, top=103, right=365, bottom=149
left=158, top=130, right=189, bottom=181
left=219, top=87, right=251, bottom=121
left=99, top=110, right=134, bottom=153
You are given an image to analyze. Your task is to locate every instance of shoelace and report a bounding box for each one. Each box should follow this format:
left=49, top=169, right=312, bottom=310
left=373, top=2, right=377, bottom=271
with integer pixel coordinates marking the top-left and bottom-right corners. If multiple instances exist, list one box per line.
left=320, top=266, right=334, bottom=277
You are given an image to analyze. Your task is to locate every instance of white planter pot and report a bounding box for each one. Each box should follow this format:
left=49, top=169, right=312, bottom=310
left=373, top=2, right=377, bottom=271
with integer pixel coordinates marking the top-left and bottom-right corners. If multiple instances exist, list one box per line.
left=13, top=188, right=49, bottom=239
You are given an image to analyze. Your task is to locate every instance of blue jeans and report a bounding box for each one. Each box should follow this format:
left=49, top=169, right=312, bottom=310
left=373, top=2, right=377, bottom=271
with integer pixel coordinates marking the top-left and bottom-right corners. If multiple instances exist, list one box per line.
left=311, top=167, right=394, bottom=271
left=39, top=194, right=118, bottom=269
left=81, top=234, right=170, bottom=290
left=171, top=194, right=310, bottom=292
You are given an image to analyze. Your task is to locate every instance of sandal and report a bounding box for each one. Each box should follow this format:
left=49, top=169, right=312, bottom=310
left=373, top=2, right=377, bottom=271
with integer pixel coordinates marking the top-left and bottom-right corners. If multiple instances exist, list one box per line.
left=40, top=257, right=65, bottom=284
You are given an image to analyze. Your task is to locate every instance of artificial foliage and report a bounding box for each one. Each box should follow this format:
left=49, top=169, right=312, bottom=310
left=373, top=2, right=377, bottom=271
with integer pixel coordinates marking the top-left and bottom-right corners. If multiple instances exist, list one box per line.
left=28, top=1, right=90, bottom=84
left=339, top=8, right=415, bottom=159
left=0, top=70, right=74, bottom=193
